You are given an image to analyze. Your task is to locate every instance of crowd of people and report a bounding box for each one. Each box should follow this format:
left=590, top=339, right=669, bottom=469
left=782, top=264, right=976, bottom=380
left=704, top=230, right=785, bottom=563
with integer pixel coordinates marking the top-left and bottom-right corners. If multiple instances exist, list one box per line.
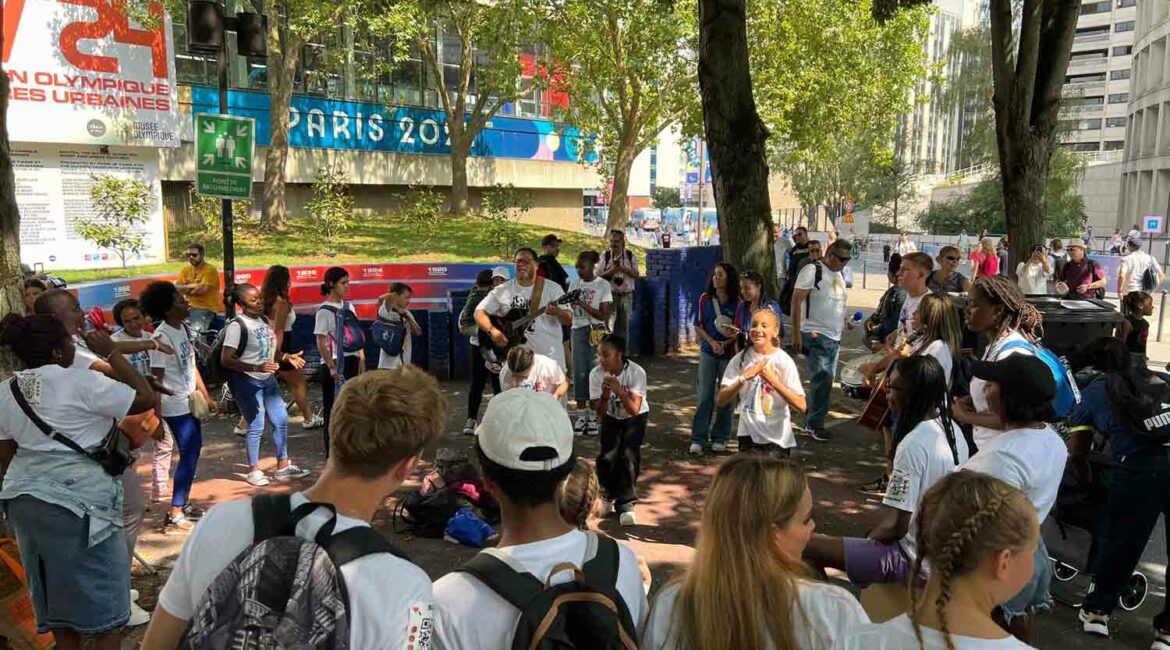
left=5, top=223, right=1170, bottom=650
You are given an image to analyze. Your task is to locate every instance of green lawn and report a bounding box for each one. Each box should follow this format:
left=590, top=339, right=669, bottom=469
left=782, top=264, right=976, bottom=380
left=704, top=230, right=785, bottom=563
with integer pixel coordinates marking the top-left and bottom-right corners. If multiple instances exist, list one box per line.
left=58, top=216, right=642, bottom=284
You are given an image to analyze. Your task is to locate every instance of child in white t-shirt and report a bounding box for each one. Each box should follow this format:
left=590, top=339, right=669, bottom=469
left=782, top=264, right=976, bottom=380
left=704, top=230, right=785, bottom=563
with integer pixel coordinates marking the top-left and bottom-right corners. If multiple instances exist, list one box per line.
left=376, top=282, right=423, bottom=370
left=642, top=455, right=869, bottom=650
left=717, top=308, right=805, bottom=455
left=588, top=335, right=649, bottom=527
left=499, top=346, right=568, bottom=399
left=833, top=472, right=1040, bottom=650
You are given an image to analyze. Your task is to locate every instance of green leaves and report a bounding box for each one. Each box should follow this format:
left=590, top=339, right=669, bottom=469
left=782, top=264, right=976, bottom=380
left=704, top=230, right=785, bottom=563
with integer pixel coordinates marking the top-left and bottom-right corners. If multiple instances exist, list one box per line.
left=79, top=176, right=155, bottom=269
left=305, top=163, right=355, bottom=254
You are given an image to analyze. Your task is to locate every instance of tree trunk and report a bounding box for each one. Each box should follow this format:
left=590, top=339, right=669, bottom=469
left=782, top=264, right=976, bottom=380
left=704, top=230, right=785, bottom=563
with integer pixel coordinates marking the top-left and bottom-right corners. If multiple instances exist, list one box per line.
left=0, top=72, right=25, bottom=378
left=448, top=117, right=471, bottom=216
left=606, top=142, right=637, bottom=234
left=261, top=21, right=299, bottom=232
left=697, top=0, right=775, bottom=294
left=1001, top=137, right=1049, bottom=280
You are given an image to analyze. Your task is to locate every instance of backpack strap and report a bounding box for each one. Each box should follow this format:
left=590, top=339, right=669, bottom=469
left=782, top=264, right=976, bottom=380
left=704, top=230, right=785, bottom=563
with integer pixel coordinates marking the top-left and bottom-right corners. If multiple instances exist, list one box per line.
left=529, top=277, right=546, bottom=318
left=580, top=532, right=621, bottom=592
left=323, top=526, right=411, bottom=566
left=458, top=549, right=545, bottom=610
left=9, top=378, right=110, bottom=461
left=251, top=493, right=294, bottom=543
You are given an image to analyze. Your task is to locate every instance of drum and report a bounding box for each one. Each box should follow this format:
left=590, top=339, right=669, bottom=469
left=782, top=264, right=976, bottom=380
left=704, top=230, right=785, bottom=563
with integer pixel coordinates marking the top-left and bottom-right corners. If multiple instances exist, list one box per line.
left=840, top=353, right=883, bottom=400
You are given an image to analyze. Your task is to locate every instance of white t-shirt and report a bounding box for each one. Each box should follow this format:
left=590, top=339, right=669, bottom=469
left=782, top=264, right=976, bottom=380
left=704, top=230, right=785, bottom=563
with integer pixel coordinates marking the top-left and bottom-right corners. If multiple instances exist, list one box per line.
left=499, top=353, right=566, bottom=395
left=432, top=530, right=647, bottom=650
left=71, top=335, right=100, bottom=370
left=795, top=263, right=847, bottom=341
left=897, top=241, right=918, bottom=255
left=721, top=348, right=804, bottom=448
left=589, top=360, right=650, bottom=420
left=151, top=322, right=198, bottom=417
left=1016, top=262, right=1048, bottom=295
left=314, top=301, right=361, bottom=359
left=476, top=280, right=567, bottom=368
left=0, top=365, right=134, bottom=452
left=376, top=303, right=417, bottom=370
left=915, top=339, right=954, bottom=389
left=643, top=579, right=869, bottom=650
left=885, top=418, right=970, bottom=562
left=1121, top=250, right=1162, bottom=293
left=834, top=614, right=1036, bottom=650
left=158, top=492, right=435, bottom=650
left=569, top=277, right=613, bottom=328
left=970, top=331, right=1033, bottom=449
left=899, top=291, right=927, bottom=341
left=223, top=314, right=277, bottom=381
left=112, top=329, right=152, bottom=376
left=961, top=424, right=1067, bottom=523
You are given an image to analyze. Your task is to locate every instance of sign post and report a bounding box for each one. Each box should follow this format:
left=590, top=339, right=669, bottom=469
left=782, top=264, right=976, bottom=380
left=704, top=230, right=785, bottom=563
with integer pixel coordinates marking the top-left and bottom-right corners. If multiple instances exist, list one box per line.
left=195, top=114, right=255, bottom=200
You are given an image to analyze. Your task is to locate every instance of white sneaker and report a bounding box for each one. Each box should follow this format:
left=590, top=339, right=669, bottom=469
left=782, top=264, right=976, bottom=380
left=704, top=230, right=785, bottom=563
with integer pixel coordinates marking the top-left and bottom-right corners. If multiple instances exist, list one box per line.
left=130, top=588, right=140, bottom=602
left=246, top=470, right=270, bottom=487
left=1154, top=631, right=1170, bottom=650
left=619, top=511, right=638, bottom=526
left=712, top=442, right=727, bottom=453
left=688, top=443, right=703, bottom=455
left=462, top=418, right=477, bottom=436
left=233, top=425, right=247, bottom=437
left=1079, top=609, right=1109, bottom=637
left=302, top=414, right=325, bottom=430
left=599, top=501, right=615, bottom=517
left=573, top=416, right=587, bottom=437
left=585, top=418, right=600, bottom=437
left=127, top=600, right=151, bottom=626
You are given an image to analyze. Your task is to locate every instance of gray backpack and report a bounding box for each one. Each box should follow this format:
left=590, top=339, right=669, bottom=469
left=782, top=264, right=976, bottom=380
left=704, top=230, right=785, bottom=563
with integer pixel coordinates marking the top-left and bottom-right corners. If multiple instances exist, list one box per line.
left=179, top=494, right=408, bottom=650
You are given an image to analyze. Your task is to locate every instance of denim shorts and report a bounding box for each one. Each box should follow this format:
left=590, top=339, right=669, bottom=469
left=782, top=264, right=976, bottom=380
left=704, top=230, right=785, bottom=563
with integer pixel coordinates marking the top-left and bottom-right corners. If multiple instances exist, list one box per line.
left=5, top=495, right=130, bottom=634
left=1001, top=536, right=1053, bottom=622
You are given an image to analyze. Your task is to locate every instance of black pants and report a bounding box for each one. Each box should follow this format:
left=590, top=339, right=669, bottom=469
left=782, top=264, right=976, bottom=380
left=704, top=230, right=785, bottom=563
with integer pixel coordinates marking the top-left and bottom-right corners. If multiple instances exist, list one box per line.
left=319, top=355, right=361, bottom=458
left=596, top=413, right=647, bottom=512
left=737, top=436, right=792, bottom=458
left=467, top=344, right=502, bottom=421
left=1083, top=452, right=1170, bottom=627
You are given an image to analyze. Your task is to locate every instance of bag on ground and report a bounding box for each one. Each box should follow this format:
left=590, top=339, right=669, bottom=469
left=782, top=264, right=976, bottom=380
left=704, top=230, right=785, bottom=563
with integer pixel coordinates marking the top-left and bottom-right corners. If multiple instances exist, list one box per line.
left=393, top=489, right=470, bottom=539
left=178, top=494, right=407, bottom=650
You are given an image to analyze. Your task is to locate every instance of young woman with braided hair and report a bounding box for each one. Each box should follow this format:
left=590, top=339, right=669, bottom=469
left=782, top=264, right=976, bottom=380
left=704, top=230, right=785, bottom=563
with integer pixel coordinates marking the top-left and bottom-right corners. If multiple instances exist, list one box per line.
left=805, top=355, right=968, bottom=588
left=959, top=354, right=1067, bottom=643
left=836, top=471, right=1040, bottom=650
left=952, top=276, right=1043, bottom=451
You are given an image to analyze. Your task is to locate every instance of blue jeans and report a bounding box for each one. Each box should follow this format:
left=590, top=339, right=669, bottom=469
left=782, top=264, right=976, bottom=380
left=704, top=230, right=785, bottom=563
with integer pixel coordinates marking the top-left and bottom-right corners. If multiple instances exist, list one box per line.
left=232, top=374, right=289, bottom=467
left=802, top=331, right=841, bottom=431
left=571, top=327, right=598, bottom=403
left=691, top=351, right=733, bottom=445
left=162, top=414, right=202, bottom=508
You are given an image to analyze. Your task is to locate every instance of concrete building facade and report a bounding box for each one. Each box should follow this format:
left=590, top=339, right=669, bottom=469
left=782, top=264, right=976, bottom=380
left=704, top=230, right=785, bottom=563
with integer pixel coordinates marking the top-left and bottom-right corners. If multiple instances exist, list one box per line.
left=1059, top=0, right=1138, bottom=155
left=1118, top=0, right=1170, bottom=228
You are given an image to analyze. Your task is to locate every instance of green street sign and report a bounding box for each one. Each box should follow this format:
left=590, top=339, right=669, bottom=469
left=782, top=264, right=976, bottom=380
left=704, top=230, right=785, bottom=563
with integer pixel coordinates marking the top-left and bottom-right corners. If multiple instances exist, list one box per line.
left=195, top=113, right=255, bottom=200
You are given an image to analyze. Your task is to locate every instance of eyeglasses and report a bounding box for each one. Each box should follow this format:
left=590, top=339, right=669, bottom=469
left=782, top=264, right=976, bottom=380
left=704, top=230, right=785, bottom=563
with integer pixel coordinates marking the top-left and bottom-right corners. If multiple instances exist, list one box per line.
left=944, top=256, right=961, bottom=262
left=834, top=254, right=852, bottom=262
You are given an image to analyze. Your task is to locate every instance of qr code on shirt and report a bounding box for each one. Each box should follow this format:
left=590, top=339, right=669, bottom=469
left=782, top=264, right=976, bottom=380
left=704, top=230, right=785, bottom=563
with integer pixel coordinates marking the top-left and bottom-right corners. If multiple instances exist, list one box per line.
left=404, top=602, right=435, bottom=650
left=885, top=469, right=911, bottom=506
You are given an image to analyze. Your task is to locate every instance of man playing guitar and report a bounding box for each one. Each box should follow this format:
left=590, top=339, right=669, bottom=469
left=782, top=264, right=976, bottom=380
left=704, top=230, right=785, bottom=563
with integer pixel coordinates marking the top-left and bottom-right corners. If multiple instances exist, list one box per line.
left=475, top=247, right=573, bottom=370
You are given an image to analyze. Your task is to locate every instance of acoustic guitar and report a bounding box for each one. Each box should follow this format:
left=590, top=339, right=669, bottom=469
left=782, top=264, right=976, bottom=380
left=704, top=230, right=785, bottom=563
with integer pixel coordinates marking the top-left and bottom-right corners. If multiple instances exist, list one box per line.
left=857, top=331, right=921, bottom=431
left=478, top=289, right=582, bottom=361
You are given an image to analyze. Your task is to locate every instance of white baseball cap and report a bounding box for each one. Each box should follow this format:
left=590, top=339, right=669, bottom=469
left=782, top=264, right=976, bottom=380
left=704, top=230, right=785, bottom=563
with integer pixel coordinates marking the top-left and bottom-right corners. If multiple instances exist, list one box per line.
left=491, top=266, right=510, bottom=280
left=476, top=390, right=573, bottom=471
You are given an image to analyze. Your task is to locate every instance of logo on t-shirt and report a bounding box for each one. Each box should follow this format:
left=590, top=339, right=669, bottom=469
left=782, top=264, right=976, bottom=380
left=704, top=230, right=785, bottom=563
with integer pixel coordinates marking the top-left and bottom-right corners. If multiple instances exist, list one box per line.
left=404, top=602, right=435, bottom=650
left=886, top=469, right=911, bottom=505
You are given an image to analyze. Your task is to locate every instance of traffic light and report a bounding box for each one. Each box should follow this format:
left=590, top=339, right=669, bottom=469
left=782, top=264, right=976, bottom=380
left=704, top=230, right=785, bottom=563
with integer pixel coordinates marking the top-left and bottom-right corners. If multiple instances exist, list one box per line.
left=186, top=2, right=267, bottom=58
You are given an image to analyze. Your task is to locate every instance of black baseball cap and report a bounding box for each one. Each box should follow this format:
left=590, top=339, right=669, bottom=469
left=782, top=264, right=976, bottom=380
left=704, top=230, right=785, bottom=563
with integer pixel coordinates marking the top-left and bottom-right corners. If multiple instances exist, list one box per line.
left=970, top=354, right=1056, bottom=418
left=541, top=234, right=563, bottom=246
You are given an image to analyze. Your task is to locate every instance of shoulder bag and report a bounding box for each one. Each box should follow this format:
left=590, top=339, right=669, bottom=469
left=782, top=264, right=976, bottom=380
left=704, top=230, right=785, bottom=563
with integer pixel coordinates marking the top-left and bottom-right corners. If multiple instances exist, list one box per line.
left=9, top=378, right=132, bottom=477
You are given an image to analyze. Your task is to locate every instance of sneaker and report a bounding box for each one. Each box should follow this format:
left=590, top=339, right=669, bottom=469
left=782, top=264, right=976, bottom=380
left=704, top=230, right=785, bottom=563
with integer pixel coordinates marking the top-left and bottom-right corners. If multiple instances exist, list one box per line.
left=712, top=442, right=727, bottom=453
left=811, top=428, right=831, bottom=442
left=860, top=475, right=890, bottom=496
left=181, top=504, right=205, bottom=519
left=234, top=424, right=248, bottom=437
left=302, top=413, right=325, bottom=430
left=619, top=511, right=638, bottom=526
left=273, top=464, right=312, bottom=480
left=246, top=470, right=270, bottom=486
left=1079, top=609, right=1110, bottom=637
left=130, top=589, right=140, bottom=602
left=462, top=418, right=477, bottom=436
left=127, top=600, right=152, bottom=626
left=1152, top=630, right=1170, bottom=650
left=688, top=443, right=703, bottom=455
left=164, top=513, right=194, bottom=533
left=573, top=416, right=587, bottom=437
left=599, top=500, right=615, bottom=517
left=585, top=418, right=600, bottom=437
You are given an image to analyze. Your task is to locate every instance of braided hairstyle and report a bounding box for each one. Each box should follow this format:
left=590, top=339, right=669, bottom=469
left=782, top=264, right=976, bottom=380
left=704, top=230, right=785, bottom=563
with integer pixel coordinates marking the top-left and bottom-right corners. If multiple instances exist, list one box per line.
left=558, top=458, right=600, bottom=530
left=906, top=471, right=1037, bottom=650
left=969, top=275, right=1043, bottom=341
left=888, top=356, right=960, bottom=465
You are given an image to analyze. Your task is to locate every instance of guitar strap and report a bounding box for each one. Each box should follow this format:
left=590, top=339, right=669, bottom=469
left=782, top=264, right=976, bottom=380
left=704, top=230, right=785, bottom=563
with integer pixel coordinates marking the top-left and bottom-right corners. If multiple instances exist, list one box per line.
left=528, top=276, right=546, bottom=319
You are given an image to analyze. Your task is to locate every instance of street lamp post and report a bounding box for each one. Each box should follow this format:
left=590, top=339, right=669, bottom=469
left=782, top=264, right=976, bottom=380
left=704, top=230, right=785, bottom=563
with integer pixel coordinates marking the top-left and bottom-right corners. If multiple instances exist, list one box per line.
left=186, top=2, right=266, bottom=318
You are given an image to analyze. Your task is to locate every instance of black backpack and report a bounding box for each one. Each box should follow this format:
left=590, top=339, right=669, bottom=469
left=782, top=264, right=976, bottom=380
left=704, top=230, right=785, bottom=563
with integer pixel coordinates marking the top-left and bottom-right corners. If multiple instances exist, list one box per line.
left=457, top=532, right=638, bottom=650
left=393, top=489, right=470, bottom=538
left=179, top=494, right=408, bottom=650
left=203, top=317, right=248, bottom=384
left=1106, top=371, right=1170, bottom=442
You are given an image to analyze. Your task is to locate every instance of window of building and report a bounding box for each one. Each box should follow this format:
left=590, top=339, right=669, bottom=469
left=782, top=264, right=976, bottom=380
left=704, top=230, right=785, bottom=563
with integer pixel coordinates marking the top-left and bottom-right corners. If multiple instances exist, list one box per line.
left=1111, top=69, right=1132, bottom=80
left=1109, top=92, right=1129, bottom=103
left=1081, top=1, right=1110, bottom=15
left=1064, top=142, right=1102, bottom=152
left=1117, top=0, right=1136, bottom=7
left=1066, top=95, right=1106, bottom=106
left=1115, top=21, right=1135, bottom=32
left=1104, top=140, right=1126, bottom=150
left=1067, top=72, right=1108, bottom=83
left=1106, top=116, right=1128, bottom=127
left=1071, top=49, right=1109, bottom=61
left=1113, top=45, right=1133, bottom=56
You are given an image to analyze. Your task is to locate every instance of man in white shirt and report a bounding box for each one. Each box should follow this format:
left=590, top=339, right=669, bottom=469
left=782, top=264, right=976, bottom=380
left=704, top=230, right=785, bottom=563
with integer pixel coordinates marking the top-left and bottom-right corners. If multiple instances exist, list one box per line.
left=432, top=390, right=647, bottom=649
left=141, top=368, right=448, bottom=650
left=791, top=238, right=852, bottom=442
left=895, top=253, right=932, bottom=343
left=896, top=233, right=917, bottom=256
left=475, top=247, right=573, bottom=369
left=1118, top=239, right=1164, bottom=296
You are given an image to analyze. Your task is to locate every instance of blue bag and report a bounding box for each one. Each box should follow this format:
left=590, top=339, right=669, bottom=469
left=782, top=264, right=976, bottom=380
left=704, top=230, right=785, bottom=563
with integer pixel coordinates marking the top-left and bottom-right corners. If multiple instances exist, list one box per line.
left=372, top=315, right=407, bottom=357
left=444, top=507, right=496, bottom=548
left=1000, top=340, right=1081, bottom=418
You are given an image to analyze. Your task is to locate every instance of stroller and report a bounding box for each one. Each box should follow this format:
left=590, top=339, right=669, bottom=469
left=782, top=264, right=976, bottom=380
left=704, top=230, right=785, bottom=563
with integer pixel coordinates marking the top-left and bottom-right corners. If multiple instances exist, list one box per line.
left=1044, top=447, right=1149, bottom=611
